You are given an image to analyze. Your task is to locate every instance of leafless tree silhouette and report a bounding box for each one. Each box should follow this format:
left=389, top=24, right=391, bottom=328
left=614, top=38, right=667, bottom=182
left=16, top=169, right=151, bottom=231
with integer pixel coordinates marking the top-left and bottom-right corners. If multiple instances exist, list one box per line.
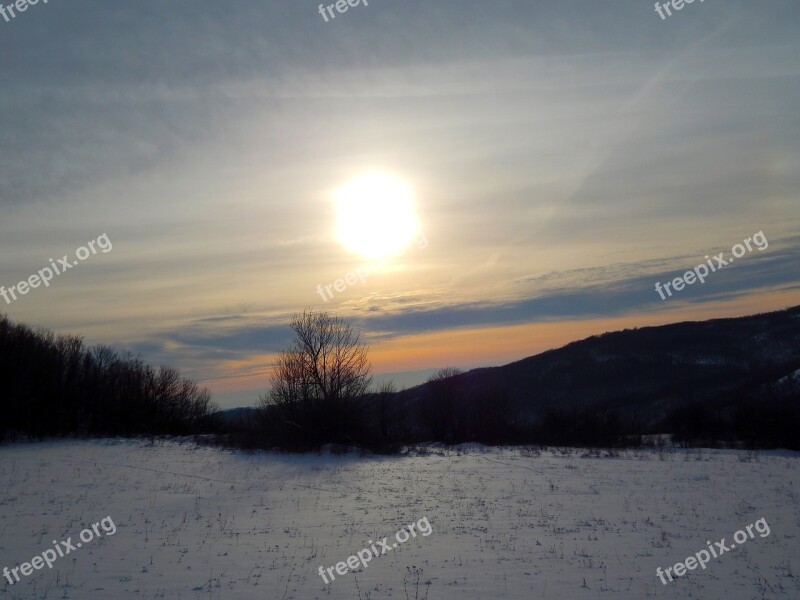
left=260, top=309, right=372, bottom=446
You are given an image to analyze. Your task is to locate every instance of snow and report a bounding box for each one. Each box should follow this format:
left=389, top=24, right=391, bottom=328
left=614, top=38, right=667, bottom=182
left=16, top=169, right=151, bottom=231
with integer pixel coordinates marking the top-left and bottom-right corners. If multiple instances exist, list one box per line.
left=692, top=357, right=725, bottom=366
left=0, top=439, right=798, bottom=599
left=778, top=368, right=800, bottom=384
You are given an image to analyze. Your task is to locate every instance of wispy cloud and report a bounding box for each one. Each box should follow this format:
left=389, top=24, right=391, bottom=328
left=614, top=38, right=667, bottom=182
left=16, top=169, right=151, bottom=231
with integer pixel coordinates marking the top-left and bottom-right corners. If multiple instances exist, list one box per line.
left=1, top=0, right=798, bottom=406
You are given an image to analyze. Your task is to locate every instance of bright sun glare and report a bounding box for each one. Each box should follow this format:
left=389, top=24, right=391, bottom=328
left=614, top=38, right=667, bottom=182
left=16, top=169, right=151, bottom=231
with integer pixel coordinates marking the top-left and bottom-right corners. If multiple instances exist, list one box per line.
left=333, top=172, right=420, bottom=260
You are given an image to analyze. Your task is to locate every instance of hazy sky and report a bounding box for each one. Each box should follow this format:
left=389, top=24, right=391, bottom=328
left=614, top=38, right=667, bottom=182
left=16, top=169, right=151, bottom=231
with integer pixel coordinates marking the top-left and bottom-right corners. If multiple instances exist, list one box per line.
left=1, top=0, right=798, bottom=408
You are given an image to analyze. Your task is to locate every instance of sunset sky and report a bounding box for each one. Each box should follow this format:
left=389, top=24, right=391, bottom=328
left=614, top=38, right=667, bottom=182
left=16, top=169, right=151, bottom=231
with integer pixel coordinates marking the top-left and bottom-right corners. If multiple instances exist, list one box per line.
left=1, top=0, right=798, bottom=408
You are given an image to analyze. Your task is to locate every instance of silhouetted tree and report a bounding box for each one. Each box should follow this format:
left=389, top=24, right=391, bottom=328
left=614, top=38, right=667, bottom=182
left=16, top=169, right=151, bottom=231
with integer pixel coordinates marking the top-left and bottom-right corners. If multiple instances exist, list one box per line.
left=259, top=310, right=372, bottom=447
left=0, top=313, right=216, bottom=441
left=419, top=367, right=464, bottom=443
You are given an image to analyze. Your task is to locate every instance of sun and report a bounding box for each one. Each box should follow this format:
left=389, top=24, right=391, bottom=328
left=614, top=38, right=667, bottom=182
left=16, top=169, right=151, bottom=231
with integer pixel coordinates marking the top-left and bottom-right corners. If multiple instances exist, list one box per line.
left=333, top=172, right=420, bottom=260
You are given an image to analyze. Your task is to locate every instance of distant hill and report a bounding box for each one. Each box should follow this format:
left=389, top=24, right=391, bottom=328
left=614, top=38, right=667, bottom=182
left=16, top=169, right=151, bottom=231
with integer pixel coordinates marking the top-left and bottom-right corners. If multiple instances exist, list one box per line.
left=212, top=407, right=260, bottom=432
left=402, top=306, right=800, bottom=447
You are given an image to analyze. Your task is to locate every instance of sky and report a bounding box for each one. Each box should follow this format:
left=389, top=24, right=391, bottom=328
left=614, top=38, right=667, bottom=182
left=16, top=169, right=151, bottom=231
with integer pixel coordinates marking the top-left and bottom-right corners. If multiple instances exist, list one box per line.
left=1, top=0, right=798, bottom=408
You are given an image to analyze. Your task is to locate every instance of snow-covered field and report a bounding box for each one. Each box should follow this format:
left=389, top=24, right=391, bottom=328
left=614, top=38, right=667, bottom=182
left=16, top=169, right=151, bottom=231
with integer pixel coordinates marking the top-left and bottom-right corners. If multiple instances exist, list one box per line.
left=0, top=440, right=798, bottom=599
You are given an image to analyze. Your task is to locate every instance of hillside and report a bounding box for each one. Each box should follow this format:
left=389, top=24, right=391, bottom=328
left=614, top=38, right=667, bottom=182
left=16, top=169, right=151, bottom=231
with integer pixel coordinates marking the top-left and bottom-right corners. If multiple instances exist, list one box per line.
left=402, top=306, right=800, bottom=446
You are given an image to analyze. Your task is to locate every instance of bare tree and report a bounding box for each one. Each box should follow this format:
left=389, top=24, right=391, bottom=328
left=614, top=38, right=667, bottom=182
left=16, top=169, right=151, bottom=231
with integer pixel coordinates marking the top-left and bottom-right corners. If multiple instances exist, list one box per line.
left=260, top=310, right=372, bottom=446
left=375, top=380, right=397, bottom=440
left=0, top=314, right=215, bottom=439
left=420, top=367, right=464, bottom=443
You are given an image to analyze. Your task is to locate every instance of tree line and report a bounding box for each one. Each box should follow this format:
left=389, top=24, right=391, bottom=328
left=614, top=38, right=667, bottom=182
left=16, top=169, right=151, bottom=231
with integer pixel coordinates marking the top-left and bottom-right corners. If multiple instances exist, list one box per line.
left=3, top=309, right=795, bottom=450
left=0, top=314, right=217, bottom=441
left=228, top=310, right=798, bottom=452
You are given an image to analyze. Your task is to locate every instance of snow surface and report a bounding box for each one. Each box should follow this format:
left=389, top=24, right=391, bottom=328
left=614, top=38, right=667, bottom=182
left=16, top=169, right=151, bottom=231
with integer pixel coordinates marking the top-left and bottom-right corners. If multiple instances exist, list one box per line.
left=0, top=439, right=798, bottom=599
left=778, top=368, right=800, bottom=384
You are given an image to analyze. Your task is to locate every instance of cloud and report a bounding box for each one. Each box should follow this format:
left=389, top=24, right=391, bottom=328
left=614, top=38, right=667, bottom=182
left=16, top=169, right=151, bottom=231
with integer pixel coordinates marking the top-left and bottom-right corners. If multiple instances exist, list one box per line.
left=129, top=234, right=799, bottom=369
left=1, top=0, right=798, bottom=395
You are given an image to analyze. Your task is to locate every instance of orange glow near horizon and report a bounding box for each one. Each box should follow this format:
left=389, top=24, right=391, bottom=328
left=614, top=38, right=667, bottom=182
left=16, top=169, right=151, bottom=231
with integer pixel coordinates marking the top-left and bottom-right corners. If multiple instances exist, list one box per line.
left=201, top=290, right=798, bottom=399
